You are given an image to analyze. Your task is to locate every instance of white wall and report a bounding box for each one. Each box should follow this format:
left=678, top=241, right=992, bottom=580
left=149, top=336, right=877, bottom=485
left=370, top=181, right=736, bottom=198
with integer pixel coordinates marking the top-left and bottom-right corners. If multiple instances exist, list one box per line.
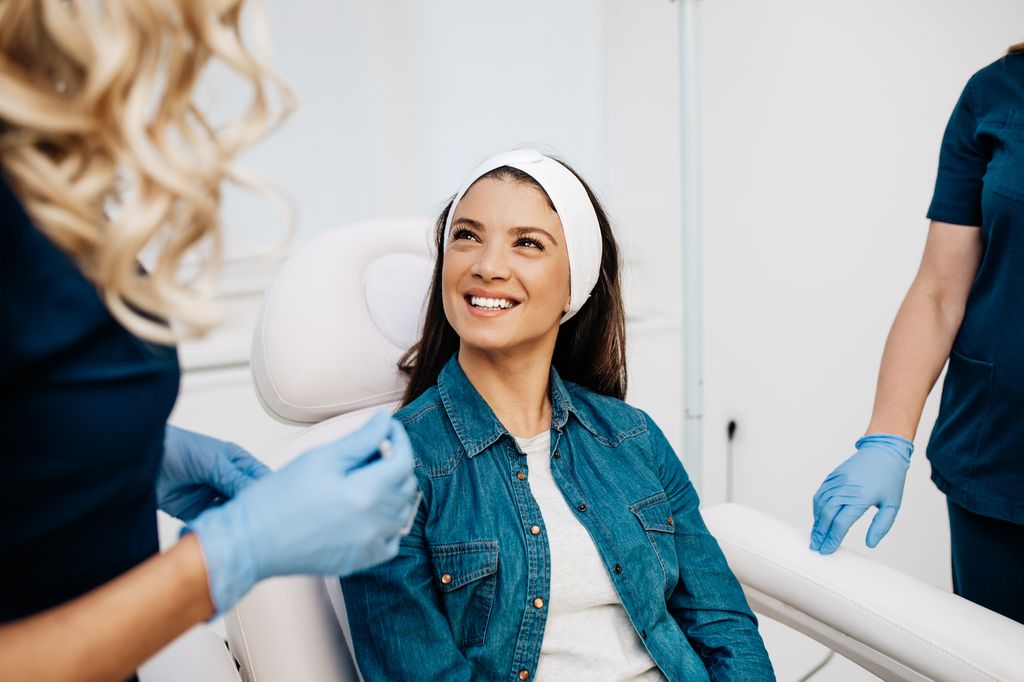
left=696, top=0, right=1024, bottom=589
left=201, top=0, right=1024, bottom=603
left=217, top=1, right=608, bottom=256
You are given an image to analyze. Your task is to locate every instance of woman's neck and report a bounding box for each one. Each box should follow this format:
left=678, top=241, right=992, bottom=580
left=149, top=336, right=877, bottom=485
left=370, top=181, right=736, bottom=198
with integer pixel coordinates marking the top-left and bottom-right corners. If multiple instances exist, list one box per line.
left=457, top=345, right=554, bottom=438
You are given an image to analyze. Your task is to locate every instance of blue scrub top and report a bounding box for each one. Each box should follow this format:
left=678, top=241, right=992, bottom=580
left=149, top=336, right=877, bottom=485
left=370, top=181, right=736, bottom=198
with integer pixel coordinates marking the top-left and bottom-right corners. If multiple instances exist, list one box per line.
left=0, top=173, right=179, bottom=622
left=926, top=53, right=1024, bottom=525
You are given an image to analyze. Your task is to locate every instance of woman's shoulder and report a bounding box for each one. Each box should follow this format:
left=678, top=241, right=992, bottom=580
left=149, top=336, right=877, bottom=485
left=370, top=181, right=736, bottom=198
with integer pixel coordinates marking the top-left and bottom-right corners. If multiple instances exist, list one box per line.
left=562, top=381, right=653, bottom=446
left=394, top=385, right=461, bottom=472
left=395, top=385, right=445, bottom=426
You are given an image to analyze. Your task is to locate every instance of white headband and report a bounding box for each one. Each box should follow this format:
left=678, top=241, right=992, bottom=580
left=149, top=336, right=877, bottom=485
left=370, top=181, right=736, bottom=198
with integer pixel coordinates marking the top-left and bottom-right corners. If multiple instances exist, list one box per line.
left=443, top=149, right=603, bottom=323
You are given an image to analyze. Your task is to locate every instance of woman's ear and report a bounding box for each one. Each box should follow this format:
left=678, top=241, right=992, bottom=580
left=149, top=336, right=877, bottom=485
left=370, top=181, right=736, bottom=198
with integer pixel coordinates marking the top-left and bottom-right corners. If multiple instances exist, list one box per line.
left=563, top=296, right=571, bottom=313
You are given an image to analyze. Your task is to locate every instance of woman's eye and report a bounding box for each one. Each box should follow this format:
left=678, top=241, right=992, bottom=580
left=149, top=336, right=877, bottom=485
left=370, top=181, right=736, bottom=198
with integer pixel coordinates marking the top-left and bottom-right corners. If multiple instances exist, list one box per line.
left=452, top=228, right=479, bottom=242
left=515, top=237, right=544, bottom=250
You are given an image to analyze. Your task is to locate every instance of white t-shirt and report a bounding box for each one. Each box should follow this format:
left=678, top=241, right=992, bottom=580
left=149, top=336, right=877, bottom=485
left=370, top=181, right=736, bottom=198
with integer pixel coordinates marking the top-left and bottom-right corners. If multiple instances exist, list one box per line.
left=514, top=431, right=666, bottom=682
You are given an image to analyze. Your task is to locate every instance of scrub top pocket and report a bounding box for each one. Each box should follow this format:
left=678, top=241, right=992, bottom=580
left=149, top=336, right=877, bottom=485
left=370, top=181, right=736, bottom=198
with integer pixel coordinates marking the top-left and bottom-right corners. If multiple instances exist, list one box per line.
left=989, top=110, right=1024, bottom=203
left=429, top=540, right=499, bottom=648
left=930, top=350, right=994, bottom=483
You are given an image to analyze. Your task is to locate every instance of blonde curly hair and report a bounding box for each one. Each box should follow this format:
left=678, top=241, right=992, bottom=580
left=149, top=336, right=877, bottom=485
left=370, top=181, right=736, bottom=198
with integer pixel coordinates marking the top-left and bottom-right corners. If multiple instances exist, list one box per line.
left=0, top=0, right=292, bottom=343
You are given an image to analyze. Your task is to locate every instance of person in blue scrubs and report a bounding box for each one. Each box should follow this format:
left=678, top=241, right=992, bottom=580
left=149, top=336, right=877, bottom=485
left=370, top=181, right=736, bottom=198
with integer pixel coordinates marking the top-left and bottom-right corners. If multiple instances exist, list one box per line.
left=810, top=44, right=1024, bottom=625
left=0, top=3, right=417, bottom=680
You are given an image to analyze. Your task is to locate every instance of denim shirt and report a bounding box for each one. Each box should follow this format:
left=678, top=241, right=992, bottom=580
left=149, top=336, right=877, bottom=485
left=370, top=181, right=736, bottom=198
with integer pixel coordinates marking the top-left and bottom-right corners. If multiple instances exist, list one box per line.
left=341, top=357, right=774, bottom=681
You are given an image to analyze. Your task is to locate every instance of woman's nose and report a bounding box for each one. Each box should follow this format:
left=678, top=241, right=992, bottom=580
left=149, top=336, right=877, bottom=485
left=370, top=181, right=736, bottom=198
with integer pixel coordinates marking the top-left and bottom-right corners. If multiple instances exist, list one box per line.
left=471, top=243, right=510, bottom=280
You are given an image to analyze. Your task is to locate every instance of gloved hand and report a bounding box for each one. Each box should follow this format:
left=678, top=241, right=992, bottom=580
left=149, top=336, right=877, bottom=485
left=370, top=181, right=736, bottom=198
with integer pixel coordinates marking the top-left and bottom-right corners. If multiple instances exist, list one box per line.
left=189, top=411, right=418, bottom=612
left=159, top=426, right=272, bottom=521
left=810, top=433, right=913, bottom=555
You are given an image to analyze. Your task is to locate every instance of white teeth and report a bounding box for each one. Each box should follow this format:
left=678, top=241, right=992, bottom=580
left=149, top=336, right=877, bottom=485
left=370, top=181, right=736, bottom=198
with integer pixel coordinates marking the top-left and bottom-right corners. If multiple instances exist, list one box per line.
left=470, top=296, right=515, bottom=310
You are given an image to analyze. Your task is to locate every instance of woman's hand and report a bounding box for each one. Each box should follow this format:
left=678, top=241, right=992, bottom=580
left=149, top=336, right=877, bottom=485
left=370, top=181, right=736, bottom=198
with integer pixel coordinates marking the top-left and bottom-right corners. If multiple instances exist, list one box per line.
left=158, top=426, right=271, bottom=521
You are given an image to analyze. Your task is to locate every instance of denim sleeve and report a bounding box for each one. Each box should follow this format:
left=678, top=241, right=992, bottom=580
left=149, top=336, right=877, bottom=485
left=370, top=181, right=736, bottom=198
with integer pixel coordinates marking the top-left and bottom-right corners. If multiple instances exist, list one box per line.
left=643, top=414, right=776, bottom=681
left=339, top=500, right=476, bottom=681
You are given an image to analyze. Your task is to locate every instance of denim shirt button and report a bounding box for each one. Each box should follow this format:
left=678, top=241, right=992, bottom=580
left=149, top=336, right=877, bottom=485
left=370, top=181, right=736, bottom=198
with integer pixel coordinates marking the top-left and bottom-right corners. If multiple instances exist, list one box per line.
left=530, top=525, right=541, bottom=535
left=533, top=597, right=544, bottom=609
left=440, top=573, right=452, bottom=585
left=667, top=516, right=674, bottom=526
left=519, top=669, right=530, bottom=680
left=641, top=630, right=648, bottom=639
left=552, top=450, right=560, bottom=459
left=613, top=563, right=623, bottom=574
left=577, top=503, right=587, bottom=512
left=516, top=471, right=526, bottom=481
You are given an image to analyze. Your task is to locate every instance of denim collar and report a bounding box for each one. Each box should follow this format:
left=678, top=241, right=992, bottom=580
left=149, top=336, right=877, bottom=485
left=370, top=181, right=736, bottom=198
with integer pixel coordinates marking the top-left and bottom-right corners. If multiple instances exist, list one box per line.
left=437, top=354, right=590, bottom=458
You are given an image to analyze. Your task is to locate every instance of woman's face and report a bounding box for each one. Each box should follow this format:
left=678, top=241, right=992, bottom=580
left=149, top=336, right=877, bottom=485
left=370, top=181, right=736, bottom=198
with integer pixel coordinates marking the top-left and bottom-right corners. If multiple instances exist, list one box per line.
left=442, top=176, right=571, bottom=358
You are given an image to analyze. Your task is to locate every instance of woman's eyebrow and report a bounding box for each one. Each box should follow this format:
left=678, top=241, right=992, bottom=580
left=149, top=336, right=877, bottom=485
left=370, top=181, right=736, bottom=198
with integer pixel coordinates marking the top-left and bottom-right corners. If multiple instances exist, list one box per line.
left=452, top=217, right=485, bottom=230
left=511, top=226, right=559, bottom=245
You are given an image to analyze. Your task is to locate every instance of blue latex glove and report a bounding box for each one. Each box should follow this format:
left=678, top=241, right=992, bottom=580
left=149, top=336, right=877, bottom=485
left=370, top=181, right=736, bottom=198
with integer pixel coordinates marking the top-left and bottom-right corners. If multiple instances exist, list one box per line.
left=810, top=433, right=914, bottom=555
left=189, top=411, right=418, bottom=612
left=159, top=426, right=271, bottom=521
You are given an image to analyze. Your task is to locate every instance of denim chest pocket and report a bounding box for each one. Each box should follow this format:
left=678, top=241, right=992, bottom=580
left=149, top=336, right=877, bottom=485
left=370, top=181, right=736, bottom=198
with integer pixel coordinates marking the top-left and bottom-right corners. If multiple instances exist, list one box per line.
left=429, top=540, right=499, bottom=648
left=629, top=493, right=680, bottom=586
left=989, top=110, right=1024, bottom=203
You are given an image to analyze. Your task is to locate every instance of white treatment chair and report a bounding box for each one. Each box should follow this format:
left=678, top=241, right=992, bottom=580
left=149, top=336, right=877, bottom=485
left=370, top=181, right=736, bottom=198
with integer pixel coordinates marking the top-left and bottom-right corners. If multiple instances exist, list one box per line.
left=226, top=219, right=1024, bottom=682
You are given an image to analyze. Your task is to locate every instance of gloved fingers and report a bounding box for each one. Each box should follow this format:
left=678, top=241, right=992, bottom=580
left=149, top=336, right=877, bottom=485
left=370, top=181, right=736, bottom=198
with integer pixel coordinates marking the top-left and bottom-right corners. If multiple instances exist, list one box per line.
left=819, top=504, right=867, bottom=555
left=331, top=411, right=394, bottom=469
left=358, top=419, right=415, bottom=485
left=866, top=505, right=899, bottom=548
left=812, top=471, right=852, bottom=515
left=811, top=494, right=849, bottom=550
left=225, top=443, right=272, bottom=479
left=358, top=474, right=419, bottom=517
left=213, top=448, right=272, bottom=499
left=161, top=486, right=220, bottom=522
left=398, top=475, right=419, bottom=500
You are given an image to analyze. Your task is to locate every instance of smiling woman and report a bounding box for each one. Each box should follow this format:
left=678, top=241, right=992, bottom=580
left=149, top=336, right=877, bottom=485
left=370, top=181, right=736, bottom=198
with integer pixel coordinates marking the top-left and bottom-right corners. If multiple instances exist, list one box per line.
left=340, top=149, right=775, bottom=681
left=443, top=177, right=572, bottom=368
left=400, top=150, right=626, bottom=407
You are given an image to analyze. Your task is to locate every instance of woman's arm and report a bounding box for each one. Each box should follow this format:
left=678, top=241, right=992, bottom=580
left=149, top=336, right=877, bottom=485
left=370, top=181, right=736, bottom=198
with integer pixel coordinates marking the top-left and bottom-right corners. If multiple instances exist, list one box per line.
left=644, top=415, right=775, bottom=680
left=340, top=503, right=476, bottom=681
left=866, top=220, right=983, bottom=439
left=0, top=534, right=214, bottom=682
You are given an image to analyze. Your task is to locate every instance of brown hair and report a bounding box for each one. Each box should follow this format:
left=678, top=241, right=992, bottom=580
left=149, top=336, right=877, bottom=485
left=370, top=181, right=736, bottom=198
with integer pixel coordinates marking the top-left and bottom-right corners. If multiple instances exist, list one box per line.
left=1010, top=42, right=1024, bottom=54
left=398, top=161, right=627, bottom=405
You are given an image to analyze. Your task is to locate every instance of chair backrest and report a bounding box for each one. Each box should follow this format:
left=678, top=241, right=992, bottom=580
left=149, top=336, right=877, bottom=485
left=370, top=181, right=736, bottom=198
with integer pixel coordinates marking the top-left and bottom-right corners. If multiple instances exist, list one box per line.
left=226, top=218, right=433, bottom=682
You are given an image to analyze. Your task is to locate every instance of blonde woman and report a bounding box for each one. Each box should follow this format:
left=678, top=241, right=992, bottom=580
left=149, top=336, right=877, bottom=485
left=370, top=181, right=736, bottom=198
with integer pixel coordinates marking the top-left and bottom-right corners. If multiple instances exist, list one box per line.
left=0, top=2, right=416, bottom=680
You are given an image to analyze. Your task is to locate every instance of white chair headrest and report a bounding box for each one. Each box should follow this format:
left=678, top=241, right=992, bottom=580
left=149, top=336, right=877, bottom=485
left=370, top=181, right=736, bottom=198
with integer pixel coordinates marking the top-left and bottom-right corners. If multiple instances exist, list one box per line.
left=252, top=218, right=434, bottom=424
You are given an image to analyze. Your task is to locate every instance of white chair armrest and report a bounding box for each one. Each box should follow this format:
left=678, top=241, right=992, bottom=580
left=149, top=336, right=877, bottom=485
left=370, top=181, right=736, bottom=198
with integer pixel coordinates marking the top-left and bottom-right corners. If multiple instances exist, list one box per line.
left=138, top=625, right=241, bottom=682
left=703, top=503, right=1024, bottom=682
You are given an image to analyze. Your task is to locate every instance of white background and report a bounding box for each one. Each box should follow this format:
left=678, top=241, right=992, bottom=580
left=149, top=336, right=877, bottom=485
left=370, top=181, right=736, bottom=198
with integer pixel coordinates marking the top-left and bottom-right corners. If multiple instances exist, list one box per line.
left=178, top=2, right=1024, bottom=678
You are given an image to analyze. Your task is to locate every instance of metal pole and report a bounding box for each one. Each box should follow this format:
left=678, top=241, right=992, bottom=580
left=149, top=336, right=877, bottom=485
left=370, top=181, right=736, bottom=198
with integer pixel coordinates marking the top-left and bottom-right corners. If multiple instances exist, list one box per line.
left=678, top=0, right=703, bottom=491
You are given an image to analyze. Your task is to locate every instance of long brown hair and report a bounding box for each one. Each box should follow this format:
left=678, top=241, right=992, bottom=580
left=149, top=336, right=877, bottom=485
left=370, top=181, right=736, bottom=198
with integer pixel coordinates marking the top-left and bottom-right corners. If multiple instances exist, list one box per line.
left=398, top=161, right=627, bottom=405
left=1010, top=42, right=1024, bottom=54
